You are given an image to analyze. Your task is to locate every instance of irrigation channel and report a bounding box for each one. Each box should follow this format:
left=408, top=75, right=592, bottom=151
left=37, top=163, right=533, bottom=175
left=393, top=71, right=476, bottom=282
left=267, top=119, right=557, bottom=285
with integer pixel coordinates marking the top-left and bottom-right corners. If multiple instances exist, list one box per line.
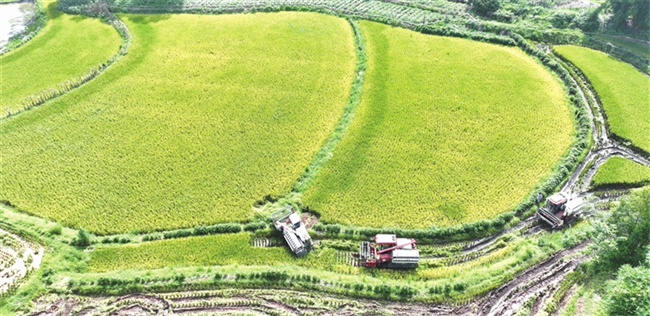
left=8, top=1, right=650, bottom=314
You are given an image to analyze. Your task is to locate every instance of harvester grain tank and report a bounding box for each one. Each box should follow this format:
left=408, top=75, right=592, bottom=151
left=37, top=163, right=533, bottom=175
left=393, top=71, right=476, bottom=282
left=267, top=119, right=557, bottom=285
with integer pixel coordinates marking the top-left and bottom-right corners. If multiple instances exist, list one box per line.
left=536, top=192, right=581, bottom=228
left=272, top=206, right=313, bottom=257
left=358, top=234, right=420, bottom=269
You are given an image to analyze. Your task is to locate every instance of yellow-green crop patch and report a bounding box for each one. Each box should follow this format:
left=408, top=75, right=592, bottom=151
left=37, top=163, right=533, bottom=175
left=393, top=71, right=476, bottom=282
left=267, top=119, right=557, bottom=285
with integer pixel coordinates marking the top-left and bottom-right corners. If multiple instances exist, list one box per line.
left=591, top=157, right=650, bottom=189
left=89, top=233, right=294, bottom=272
left=0, top=13, right=356, bottom=234
left=303, top=21, right=573, bottom=228
left=555, top=45, right=650, bottom=153
left=0, top=0, right=121, bottom=114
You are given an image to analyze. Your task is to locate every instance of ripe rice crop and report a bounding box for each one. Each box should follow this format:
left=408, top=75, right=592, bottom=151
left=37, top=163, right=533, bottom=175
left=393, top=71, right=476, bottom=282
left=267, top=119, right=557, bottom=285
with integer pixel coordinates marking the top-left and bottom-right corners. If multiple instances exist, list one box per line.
left=89, top=233, right=293, bottom=272
left=0, top=12, right=355, bottom=234
left=554, top=45, right=650, bottom=153
left=303, top=21, right=574, bottom=228
left=591, top=157, right=650, bottom=189
left=0, top=0, right=121, bottom=114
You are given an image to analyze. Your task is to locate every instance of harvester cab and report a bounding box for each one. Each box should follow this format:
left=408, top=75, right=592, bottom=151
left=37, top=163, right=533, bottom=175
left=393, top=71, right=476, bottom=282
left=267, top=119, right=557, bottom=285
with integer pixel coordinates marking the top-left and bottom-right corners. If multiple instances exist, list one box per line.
left=359, top=234, right=419, bottom=269
left=271, top=205, right=313, bottom=257
left=536, top=192, right=580, bottom=228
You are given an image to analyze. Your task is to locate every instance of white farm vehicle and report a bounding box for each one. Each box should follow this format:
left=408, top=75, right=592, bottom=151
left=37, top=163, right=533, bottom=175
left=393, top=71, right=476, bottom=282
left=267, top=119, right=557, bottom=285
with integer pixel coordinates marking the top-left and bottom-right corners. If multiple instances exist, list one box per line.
left=272, top=206, right=313, bottom=257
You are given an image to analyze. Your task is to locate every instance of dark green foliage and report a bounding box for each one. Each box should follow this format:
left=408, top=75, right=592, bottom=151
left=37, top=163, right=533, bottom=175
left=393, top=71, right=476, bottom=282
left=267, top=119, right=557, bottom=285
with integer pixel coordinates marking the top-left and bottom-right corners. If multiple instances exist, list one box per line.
left=550, top=11, right=577, bottom=29
left=47, top=225, right=62, bottom=235
left=608, top=0, right=650, bottom=36
left=575, top=8, right=601, bottom=32
left=70, top=228, right=92, bottom=247
left=396, top=286, right=418, bottom=299
left=162, top=223, right=242, bottom=240
left=471, top=0, right=500, bottom=16
left=592, top=188, right=650, bottom=270
left=243, top=222, right=267, bottom=232
left=604, top=259, right=650, bottom=316
left=374, top=284, right=392, bottom=297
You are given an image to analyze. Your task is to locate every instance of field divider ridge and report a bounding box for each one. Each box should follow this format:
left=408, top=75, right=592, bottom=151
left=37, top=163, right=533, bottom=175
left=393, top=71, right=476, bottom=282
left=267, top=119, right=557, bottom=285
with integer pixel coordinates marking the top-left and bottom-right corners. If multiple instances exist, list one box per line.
left=0, top=1, right=132, bottom=121
left=292, top=18, right=367, bottom=194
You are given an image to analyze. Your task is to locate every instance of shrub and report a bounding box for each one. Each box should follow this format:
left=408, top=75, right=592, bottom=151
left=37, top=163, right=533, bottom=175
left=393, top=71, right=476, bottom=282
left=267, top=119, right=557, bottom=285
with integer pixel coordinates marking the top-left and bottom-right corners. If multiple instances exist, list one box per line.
left=47, top=225, right=62, bottom=235
left=71, top=228, right=92, bottom=247
left=471, top=0, right=500, bottom=16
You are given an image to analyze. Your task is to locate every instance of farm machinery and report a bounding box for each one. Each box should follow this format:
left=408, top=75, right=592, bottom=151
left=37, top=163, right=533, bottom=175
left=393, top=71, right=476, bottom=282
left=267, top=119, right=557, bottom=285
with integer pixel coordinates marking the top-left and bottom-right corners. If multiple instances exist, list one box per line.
left=272, top=206, right=313, bottom=257
left=536, top=192, right=583, bottom=228
left=358, top=234, right=420, bottom=269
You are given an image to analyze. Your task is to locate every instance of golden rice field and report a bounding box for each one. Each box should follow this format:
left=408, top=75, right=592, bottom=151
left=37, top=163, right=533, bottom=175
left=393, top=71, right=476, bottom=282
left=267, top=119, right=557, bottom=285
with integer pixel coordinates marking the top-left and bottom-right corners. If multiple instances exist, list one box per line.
left=303, top=21, right=574, bottom=228
left=0, top=12, right=356, bottom=234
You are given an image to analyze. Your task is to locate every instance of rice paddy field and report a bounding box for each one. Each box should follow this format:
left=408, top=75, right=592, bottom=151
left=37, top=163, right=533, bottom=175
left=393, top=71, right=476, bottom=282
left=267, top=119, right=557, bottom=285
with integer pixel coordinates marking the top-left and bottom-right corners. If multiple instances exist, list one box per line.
left=0, top=0, right=121, bottom=115
left=554, top=45, right=650, bottom=153
left=591, top=157, right=650, bottom=189
left=302, top=21, right=574, bottom=229
left=89, top=233, right=294, bottom=272
left=0, top=12, right=356, bottom=234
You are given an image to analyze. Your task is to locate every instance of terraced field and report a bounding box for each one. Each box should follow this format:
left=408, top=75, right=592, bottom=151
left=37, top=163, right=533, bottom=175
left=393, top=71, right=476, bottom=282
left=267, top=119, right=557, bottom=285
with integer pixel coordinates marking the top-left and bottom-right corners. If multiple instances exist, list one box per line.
left=0, top=0, right=121, bottom=115
left=303, top=21, right=574, bottom=228
left=0, top=12, right=356, bottom=234
left=554, top=45, right=650, bottom=153
left=591, top=157, right=650, bottom=189
left=593, top=34, right=650, bottom=59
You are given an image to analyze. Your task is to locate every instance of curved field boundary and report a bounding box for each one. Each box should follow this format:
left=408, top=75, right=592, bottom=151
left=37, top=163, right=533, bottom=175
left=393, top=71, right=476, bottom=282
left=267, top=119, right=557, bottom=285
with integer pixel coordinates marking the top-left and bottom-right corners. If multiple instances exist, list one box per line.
left=0, top=2, right=132, bottom=120
left=554, top=49, right=650, bottom=158
left=292, top=19, right=367, bottom=193
left=4, top=0, right=598, bottom=239
left=581, top=36, right=650, bottom=75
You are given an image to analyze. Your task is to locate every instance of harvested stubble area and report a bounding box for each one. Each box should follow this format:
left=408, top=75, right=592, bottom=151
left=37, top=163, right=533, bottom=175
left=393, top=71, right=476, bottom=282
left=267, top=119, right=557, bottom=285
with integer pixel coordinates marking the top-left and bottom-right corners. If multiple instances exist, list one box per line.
left=0, top=0, right=121, bottom=114
left=303, top=21, right=574, bottom=228
left=0, top=12, right=356, bottom=234
left=555, top=45, right=650, bottom=153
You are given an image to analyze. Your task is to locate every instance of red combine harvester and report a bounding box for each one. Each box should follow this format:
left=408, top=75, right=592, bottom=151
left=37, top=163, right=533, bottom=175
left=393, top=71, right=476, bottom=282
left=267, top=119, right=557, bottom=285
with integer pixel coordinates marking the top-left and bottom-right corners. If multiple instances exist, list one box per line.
left=358, top=234, right=420, bottom=269
left=536, top=192, right=581, bottom=228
